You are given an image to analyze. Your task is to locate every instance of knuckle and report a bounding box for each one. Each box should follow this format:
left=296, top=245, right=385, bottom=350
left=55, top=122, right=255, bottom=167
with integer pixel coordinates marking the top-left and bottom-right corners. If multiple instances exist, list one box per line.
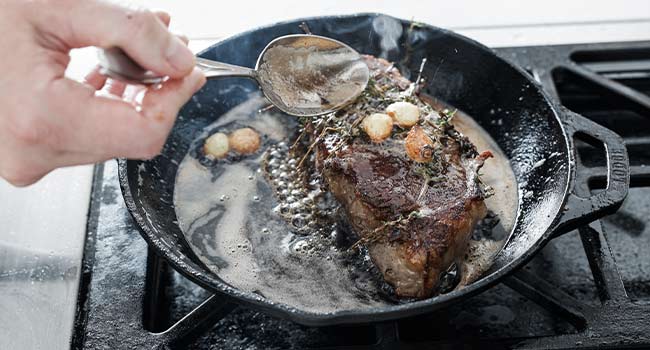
left=12, top=127, right=42, bottom=144
left=5, top=175, right=35, bottom=187
left=0, top=162, right=42, bottom=187
left=7, top=115, right=47, bottom=145
left=124, top=9, right=157, bottom=39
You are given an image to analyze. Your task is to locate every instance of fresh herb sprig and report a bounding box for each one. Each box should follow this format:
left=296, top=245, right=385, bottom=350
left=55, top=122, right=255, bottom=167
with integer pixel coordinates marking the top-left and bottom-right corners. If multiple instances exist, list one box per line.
left=350, top=210, right=422, bottom=250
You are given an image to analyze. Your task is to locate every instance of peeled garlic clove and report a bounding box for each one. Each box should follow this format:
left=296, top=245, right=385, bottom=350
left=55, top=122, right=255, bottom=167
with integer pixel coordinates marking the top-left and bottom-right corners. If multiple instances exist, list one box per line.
left=230, top=128, right=261, bottom=154
left=386, top=101, right=420, bottom=127
left=405, top=125, right=435, bottom=163
left=204, top=132, right=230, bottom=158
left=362, top=113, right=393, bottom=142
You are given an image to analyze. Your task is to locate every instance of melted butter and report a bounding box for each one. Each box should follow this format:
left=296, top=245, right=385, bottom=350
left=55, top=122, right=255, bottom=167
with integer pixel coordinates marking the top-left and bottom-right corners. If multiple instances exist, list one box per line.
left=175, top=94, right=387, bottom=313
left=451, top=113, right=519, bottom=287
left=453, top=112, right=518, bottom=234
left=174, top=92, right=518, bottom=312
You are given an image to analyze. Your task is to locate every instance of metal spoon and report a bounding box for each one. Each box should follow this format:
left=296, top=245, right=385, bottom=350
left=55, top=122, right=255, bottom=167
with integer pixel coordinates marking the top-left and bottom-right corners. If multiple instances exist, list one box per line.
left=97, top=34, right=370, bottom=117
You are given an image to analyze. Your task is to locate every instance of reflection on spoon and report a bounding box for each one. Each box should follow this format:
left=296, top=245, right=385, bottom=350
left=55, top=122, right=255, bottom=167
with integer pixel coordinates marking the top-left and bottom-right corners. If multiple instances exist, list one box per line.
left=98, top=34, right=370, bottom=117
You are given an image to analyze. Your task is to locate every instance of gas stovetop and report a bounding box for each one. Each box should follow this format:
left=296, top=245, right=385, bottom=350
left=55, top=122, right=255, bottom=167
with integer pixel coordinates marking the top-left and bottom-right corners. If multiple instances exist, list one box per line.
left=72, top=40, right=650, bottom=350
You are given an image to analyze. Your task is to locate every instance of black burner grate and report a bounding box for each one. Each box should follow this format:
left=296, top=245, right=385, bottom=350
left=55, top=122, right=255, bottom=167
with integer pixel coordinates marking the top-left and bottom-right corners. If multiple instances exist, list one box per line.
left=72, top=41, right=650, bottom=350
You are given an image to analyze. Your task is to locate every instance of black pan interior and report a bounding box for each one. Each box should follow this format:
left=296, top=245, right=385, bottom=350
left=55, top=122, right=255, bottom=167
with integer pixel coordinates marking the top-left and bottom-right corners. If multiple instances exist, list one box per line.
left=119, top=13, right=571, bottom=324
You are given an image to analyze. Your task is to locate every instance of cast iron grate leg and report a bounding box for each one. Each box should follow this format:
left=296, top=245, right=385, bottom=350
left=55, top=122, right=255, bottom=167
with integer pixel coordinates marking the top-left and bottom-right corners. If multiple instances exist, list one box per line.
left=498, top=42, right=650, bottom=350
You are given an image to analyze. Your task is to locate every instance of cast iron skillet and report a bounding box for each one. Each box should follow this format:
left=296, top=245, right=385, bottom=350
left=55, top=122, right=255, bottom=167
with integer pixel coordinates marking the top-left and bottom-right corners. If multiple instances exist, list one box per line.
left=118, top=13, right=630, bottom=326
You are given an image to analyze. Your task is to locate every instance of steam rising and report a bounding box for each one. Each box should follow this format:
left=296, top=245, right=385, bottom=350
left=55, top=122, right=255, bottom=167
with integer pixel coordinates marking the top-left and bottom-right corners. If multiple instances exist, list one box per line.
left=372, top=16, right=403, bottom=60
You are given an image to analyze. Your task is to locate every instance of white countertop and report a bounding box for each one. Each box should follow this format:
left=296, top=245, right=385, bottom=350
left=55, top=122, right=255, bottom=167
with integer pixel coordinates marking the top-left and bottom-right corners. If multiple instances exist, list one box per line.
left=0, top=1, right=649, bottom=349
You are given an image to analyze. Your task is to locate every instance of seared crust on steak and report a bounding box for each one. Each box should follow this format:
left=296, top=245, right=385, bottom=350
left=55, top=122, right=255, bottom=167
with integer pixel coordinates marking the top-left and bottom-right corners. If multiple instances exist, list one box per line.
left=302, top=56, right=491, bottom=298
left=320, top=139, right=490, bottom=297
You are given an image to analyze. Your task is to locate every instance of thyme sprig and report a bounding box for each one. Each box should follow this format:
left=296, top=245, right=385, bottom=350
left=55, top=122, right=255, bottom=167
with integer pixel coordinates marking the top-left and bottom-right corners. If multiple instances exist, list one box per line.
left=290, top=57, right=495, bottom=253
left=350, top=210, right=422, bottom=250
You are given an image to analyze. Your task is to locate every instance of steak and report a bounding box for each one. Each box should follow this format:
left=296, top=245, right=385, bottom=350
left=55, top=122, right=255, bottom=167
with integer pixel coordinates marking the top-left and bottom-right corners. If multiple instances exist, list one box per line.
left=320, top=138, right=490, bottom=298
left=304, top=56, right=491, bottom=298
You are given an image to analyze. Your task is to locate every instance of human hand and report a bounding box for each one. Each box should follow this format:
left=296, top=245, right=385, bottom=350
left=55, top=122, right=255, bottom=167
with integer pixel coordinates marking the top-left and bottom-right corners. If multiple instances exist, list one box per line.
left=0, top=0, right=206, bottom=186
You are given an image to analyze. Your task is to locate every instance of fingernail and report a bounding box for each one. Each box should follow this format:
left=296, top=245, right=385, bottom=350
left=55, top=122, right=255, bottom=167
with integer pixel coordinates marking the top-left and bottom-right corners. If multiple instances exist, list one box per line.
left=153, top=9, right=171, bottom=26
left=166, top=36, right=194, bottom=73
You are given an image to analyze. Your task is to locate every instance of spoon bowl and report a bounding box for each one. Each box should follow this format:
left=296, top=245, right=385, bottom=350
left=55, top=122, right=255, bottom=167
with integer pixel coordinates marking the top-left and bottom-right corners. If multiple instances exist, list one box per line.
left=98, top=34, right=370, bottom=117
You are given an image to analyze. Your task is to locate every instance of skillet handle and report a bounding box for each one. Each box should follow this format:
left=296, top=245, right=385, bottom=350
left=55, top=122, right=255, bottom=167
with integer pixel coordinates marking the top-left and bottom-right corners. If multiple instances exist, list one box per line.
left=554, top=107, right=629, bottom=234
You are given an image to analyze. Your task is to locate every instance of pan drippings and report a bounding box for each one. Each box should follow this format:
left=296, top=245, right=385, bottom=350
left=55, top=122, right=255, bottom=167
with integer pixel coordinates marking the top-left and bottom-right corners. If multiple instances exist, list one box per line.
left=173, top=92, right=518, bottom=312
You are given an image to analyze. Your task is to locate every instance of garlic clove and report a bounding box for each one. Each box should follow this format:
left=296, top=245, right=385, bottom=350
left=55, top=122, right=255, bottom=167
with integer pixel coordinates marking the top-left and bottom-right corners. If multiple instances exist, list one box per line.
left=204, top=132, right=230, bottom=158
left=362, top=113, right=393, bottom=142
left=386, top=101, right=420, bottom=127
left=405, top=125, right=435, bottom=163
left=230, top=128, right=261, bottom=154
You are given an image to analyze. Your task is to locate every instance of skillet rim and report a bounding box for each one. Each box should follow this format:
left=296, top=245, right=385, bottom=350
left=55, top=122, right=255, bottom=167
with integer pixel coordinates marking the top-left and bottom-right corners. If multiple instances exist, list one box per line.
left=117, top=12, right=573, bottom=325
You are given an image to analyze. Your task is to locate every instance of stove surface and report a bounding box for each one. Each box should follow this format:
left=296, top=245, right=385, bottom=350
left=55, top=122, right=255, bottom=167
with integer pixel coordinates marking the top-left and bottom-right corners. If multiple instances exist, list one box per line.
left=72, top=41, right=650, bottom=349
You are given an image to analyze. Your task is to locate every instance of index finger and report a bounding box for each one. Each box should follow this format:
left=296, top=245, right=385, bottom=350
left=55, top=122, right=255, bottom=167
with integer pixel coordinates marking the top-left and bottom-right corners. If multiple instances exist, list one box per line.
left=40, top=2, right=194, bottom=78
left=49, top=69, right=205, bottom=159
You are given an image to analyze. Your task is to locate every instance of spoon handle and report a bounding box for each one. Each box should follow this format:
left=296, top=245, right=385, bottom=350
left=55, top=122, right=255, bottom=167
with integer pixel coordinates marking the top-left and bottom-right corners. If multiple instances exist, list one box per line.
left=195, top=57, right=256, bottom=79
left=97, top=47, right=256, bottom=85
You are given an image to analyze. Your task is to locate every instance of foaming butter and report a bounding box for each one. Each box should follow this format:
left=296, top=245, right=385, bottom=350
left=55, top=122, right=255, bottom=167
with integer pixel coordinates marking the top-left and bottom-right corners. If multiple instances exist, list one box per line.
left=174, top=92, right=518, bottom=312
